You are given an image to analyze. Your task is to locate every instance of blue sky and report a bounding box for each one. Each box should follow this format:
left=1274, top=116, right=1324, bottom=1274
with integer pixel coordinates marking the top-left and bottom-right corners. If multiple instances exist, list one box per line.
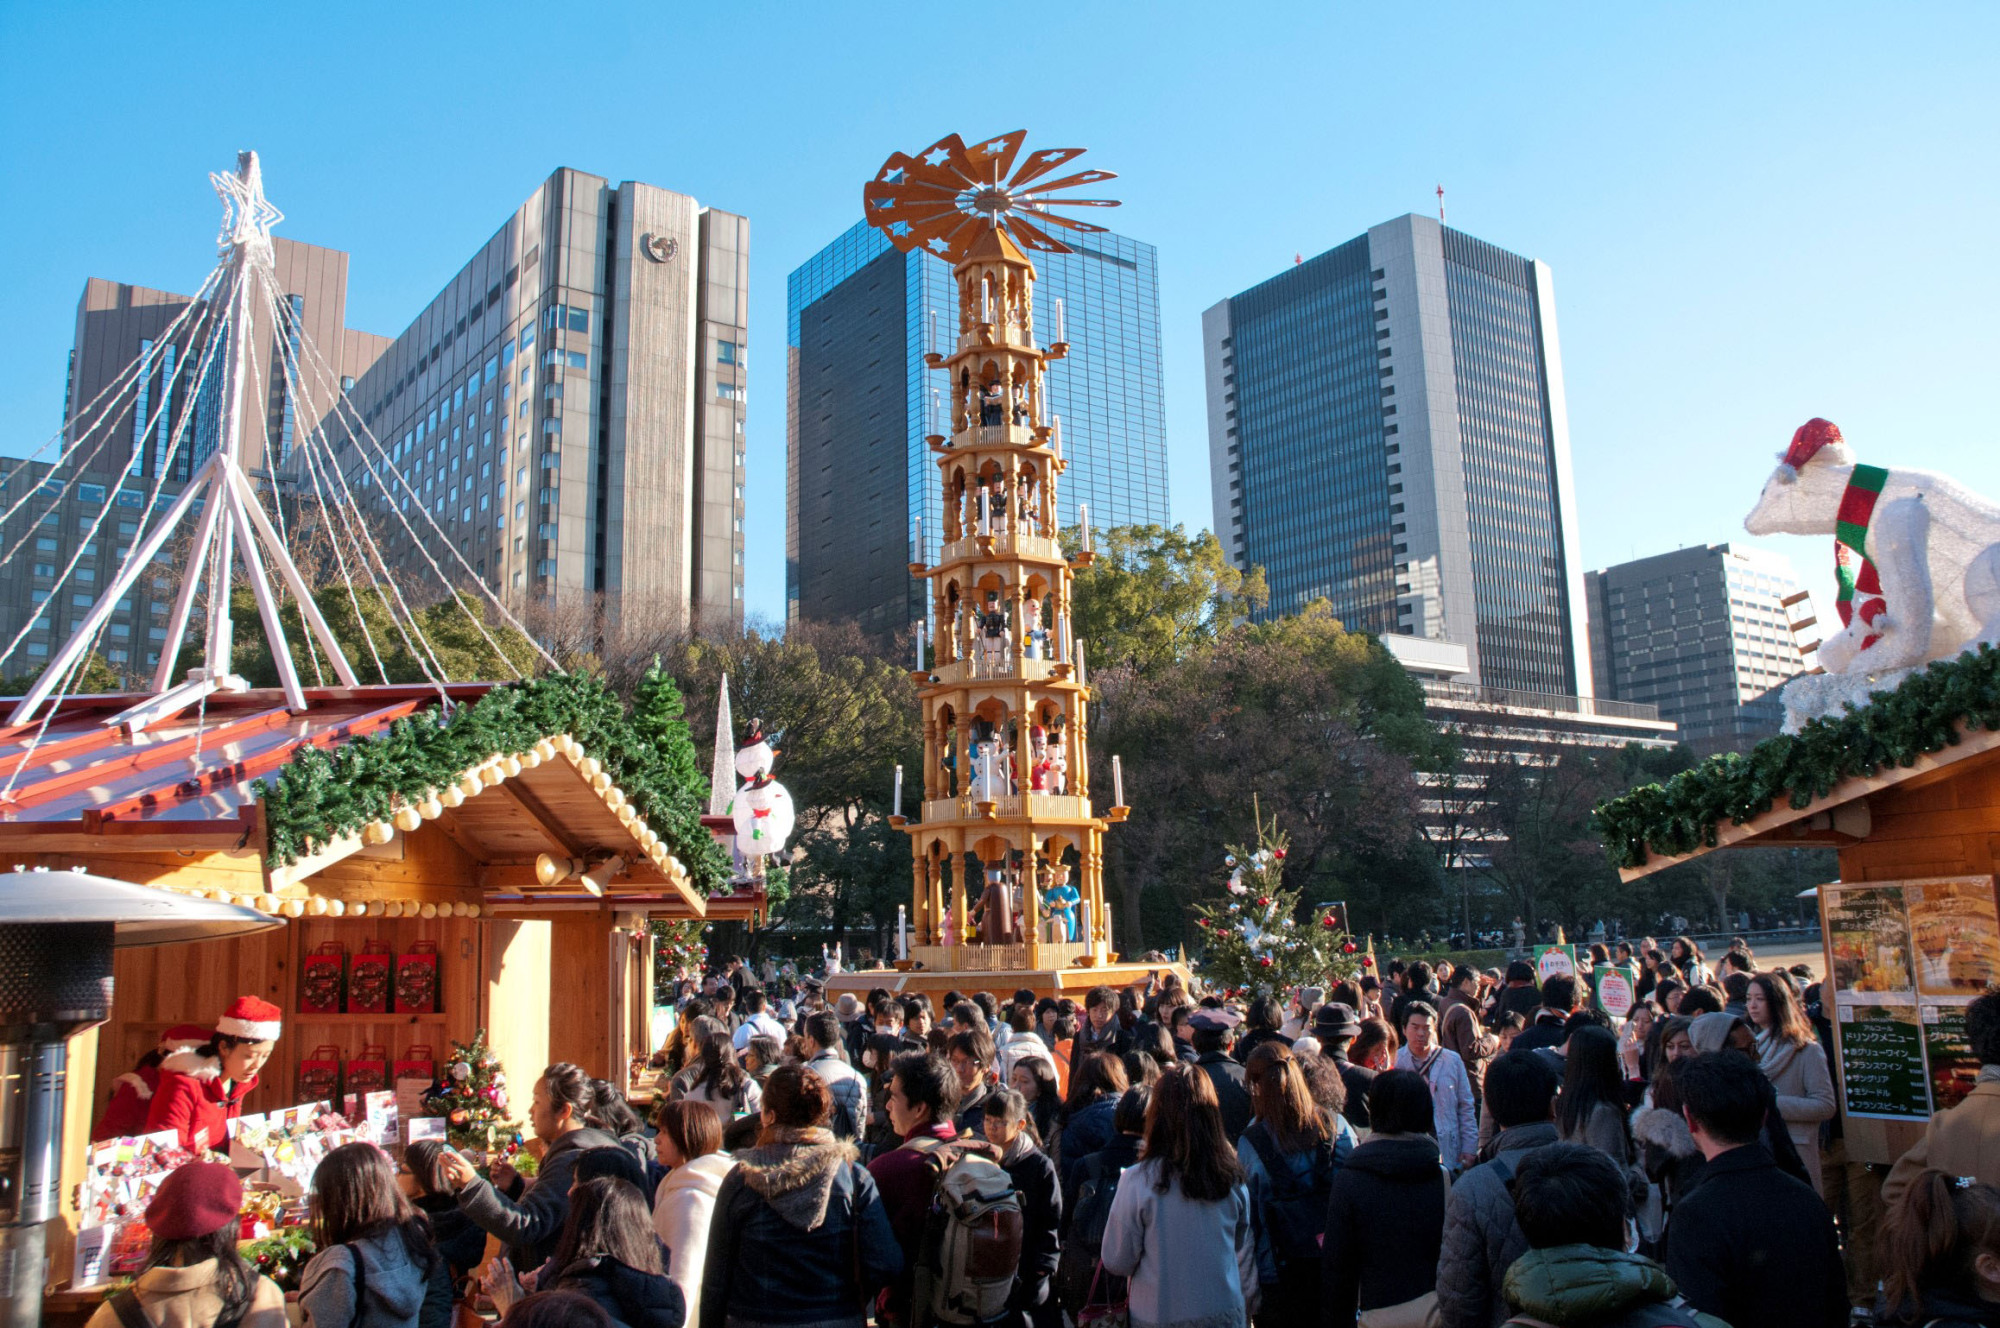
left=2, top=3, right=1994, bottom=630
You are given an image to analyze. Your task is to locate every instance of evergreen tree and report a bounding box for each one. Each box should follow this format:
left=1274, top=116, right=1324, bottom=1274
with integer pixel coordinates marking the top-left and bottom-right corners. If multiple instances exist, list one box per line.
left=1190, top=804, right=1364, bottom=992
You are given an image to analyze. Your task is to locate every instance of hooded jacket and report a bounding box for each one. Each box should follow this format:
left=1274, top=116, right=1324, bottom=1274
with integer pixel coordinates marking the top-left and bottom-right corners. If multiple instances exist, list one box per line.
left=1500, top=1245, right=1727, bottom=1328
left=1322, top=1134, right=1450, bottom=1325
left=298, top=1226, right=451, bottom=1328
left=652, top=1151, right=735, bottom=1328
left=1435, top=1120, right=1560, bottom=1328
left=553, top=1256, right=685, bottom=1328
left=1629, top=1107, right=1704, bottom=1220
left=144, top=1050, right=259, bottom=1152
left=699, top=1127, right=901, bottom=1328
left=456, top=1126, right=621, bottom=1273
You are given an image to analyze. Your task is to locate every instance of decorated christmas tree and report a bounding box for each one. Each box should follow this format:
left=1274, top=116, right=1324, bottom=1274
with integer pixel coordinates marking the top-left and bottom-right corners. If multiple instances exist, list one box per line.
left=421, top=1028, right=521, bottom=1153
left=1190, top=800, right=1363, bottom=993
left=652, top=919, right=709, bottom=998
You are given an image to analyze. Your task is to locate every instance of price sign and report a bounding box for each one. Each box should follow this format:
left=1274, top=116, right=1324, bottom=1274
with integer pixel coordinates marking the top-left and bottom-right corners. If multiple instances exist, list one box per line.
left=1838, top=1004, right=1930, bottom=1120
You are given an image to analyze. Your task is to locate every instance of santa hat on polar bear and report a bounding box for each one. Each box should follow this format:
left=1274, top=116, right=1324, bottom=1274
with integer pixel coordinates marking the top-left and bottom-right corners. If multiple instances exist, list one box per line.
left=1778, top=418, right=1852, bottom=476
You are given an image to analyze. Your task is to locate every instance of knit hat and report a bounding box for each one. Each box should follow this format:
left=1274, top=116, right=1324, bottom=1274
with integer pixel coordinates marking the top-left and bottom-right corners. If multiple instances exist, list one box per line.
left=144, top=1161, right=242, bottom=1240
left=159, top=1024, right=212, bottom=1052
left=215, top=995, right=282, bottom=1042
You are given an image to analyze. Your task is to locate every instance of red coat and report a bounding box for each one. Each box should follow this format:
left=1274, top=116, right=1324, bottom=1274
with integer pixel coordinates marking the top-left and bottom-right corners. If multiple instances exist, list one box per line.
left=92, top=1063, right=161, bottom=1140
left=144, top=1050, right=259, bottom=1151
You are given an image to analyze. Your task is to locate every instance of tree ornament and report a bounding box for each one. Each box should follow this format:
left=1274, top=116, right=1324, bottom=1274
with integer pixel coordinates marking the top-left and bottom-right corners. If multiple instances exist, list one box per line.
left=450, top=1061, right=472, bottom=1082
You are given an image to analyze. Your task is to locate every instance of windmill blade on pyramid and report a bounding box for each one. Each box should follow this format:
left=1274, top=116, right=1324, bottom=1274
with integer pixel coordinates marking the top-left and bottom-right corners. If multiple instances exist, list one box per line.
left=862, top=130, right=1122, bottom=263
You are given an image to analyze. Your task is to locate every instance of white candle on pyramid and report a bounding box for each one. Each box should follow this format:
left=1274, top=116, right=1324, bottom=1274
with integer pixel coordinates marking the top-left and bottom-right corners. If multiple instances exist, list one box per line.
left=1112, top=755, right=1125, bottom=808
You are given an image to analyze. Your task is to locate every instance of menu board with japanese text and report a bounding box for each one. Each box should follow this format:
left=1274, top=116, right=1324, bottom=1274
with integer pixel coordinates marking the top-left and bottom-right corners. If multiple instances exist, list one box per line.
left=1825, top=877, right=2000, bottom=1121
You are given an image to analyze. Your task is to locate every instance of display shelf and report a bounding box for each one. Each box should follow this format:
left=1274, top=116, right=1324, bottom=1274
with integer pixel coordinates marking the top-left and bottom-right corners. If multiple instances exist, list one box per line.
left=289, top=1012, right=448, bottom=1025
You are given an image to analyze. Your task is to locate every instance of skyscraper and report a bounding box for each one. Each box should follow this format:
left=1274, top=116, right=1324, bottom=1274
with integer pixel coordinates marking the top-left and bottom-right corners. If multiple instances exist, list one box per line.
left=1586, top=543, right=1819, bottom=755
left=1204, top=213, right=1590, bottom=697
left=337, top=167, right=747, bottom=628
left=787, top=219, right=1167, bottom=635
left=0, top=239, right=388, bottom=680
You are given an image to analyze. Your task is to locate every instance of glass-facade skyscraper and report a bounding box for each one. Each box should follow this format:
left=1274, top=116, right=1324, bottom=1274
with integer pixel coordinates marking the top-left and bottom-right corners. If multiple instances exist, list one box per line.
left=1203, top=213, right=1593, bottom=697
left=788, top=219, right=1167, bottom=635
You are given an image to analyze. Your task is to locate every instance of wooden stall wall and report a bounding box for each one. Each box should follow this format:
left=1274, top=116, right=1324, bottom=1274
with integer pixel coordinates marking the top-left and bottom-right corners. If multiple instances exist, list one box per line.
left=483, top=919, right=552, bottom=1103
left=1833, top=757, right=2000, bottom=1162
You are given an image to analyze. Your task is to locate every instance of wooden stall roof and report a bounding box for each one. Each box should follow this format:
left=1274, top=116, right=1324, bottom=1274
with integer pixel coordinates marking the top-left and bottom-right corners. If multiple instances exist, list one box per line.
left=0, top=681, right=760, bottom=919
left=1618, top=722, right=2000, bottom=881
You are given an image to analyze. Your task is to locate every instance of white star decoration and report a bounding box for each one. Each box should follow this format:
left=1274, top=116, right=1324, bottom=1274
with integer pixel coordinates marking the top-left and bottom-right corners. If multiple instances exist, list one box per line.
left=210, top=151, right=282, bottom=257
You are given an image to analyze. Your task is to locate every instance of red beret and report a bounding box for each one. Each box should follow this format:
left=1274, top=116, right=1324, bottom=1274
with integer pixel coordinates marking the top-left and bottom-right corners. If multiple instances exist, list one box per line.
left=144, top=1162, right=242, bottom=1240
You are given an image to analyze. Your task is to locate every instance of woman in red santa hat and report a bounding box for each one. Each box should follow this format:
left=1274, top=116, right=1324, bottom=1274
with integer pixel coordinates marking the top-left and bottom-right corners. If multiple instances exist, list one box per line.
left=146, top=996, right=282, bottom=1153
left=93, top=1023, right=213, bottom=1141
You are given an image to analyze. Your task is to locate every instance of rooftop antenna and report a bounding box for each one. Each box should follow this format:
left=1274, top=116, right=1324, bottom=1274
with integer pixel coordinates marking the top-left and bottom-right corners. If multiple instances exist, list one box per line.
left=10, top=151, right=359, bottom=732
left=1436, top=184, right=1447, bottom=224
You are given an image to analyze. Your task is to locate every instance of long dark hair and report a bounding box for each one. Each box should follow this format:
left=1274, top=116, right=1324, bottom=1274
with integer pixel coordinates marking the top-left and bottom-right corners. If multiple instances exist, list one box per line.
left=550, top=1177, right=662, bottom=1278
left=585, top=1080, right=644, bottom=1137
left=1747, top=972, right=1815, bottom=1048
left=1245, top=1042, right=1328, bottom=1154
left=312, top=1142, right=435, bottom=1270
left=1557, top=1026, right=1628, bottom=1151
left=1141, top=1063, right=1245, bottom=1203
left=1066, top=1050, right=1129, bottom=1112
left=1011, top=1056, right=1061, bottom=1140
left=1882, top=1169, right=2000, bottom=1323
left=694, top=1030, right=749, bottom=1098
left=142, top=1225, right=256, bottom=1325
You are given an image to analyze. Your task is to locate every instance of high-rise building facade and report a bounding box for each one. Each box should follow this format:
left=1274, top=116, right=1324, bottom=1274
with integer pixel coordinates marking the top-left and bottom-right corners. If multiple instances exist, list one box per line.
left=0, top=239, right=388, bottom=681
left=61, top=238, right=388, bottom=488
left=338, top=168, right=747, bottom=628
left=787, top=219, right=1167, bottom=635
left=1204, top=213, right=1591, bottom=697
left=1585, top=543, right=1819, bottom=755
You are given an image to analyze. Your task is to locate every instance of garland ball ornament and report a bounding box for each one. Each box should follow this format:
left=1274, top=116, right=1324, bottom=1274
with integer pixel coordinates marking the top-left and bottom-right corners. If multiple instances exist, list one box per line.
left=440, top=786, right=465, bottom=809
left=500, top=755, right=523, bottom=779
left=393, top=806, right=422, bottom=833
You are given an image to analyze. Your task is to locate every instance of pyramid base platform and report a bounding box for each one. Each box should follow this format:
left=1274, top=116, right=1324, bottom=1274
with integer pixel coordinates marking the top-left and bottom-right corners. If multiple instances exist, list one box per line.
left=823, top=955, right=1188, bottom=1003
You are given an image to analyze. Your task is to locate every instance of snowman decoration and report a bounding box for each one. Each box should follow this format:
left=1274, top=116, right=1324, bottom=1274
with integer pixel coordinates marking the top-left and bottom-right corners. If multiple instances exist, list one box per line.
left=729, top=718, right=796, bottom=882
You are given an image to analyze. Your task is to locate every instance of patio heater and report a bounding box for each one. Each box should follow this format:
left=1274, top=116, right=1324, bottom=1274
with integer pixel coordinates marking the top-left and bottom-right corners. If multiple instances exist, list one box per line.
left=0, top=869, right=280, bottom=1328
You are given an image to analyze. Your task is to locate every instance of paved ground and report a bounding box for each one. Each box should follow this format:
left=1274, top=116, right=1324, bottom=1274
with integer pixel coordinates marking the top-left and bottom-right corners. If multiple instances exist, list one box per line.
left=1740, top=937, right=1826, bottom=977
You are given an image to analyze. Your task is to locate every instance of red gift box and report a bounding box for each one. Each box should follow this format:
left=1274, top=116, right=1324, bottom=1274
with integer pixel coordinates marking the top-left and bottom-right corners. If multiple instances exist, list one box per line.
left=346, top=1043, right=389, bottom=1095
left=395, top=941, right=439, bottom=1014
left=298, top=1045, right=343, bottom=1105
left=394, top=1044, right=437, bottom=1087
left=299, top=941, right=346, bottom=1014
left=348, top=940, right=393, bottom=1014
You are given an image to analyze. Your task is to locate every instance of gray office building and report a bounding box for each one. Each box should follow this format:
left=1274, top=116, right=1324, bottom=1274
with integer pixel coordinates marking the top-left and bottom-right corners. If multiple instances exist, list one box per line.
left=1204, top=213, right=1591, bottom=697
left=1586, top=543, right=1819, bottom=755
left=787, top=219, right=1168, bottom=636
left=0, top=239, right=387, bottom=682
left=339, top=167, right=747, bottom=629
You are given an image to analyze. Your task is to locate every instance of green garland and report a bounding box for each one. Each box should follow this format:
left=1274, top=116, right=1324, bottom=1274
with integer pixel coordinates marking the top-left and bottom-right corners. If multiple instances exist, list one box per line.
left=1595, top=646, right=2000, bottom=869
left=254, top=666, right=734, bottom=895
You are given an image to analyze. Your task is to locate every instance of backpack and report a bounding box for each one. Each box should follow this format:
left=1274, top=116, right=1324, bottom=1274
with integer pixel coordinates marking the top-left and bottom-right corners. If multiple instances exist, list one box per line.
left=908, top=1139, right=1025, bottom=1326
left=1241, top=1119, right=1335, bottom=1270
left=1055, top=1150, right=1129, bottom=1312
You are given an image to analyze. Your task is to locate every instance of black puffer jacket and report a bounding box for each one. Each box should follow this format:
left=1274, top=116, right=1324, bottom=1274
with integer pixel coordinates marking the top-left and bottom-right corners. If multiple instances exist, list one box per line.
left=554, top=1256, right=685, bottom=1328
left=1322, top=1135, right=1449, bottom=1327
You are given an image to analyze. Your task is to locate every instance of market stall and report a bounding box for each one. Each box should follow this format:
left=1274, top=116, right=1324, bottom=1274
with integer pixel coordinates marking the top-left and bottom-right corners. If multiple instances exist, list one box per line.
left=0, top=674, right=759, bottom=1310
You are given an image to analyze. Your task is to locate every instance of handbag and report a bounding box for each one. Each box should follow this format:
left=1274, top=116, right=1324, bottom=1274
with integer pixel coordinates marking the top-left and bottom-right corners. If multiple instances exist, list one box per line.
left=1357, top=1290, right=1439, bottom=1328
left=1074, top=1261, right=1129, bottom=1328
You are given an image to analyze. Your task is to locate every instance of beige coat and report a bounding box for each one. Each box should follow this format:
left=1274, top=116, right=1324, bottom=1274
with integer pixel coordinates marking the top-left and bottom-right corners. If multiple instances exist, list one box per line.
left=1884, top=1071, right=2000, bottom=1212
left=1758, top=1032, right=1836, bottom=1195
left=85, top=1260, right=288, bottom=1328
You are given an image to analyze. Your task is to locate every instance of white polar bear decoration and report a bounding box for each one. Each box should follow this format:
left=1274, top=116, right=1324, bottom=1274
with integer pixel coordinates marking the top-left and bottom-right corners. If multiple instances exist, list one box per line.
left=1745, top=417, right=2000, bottom=730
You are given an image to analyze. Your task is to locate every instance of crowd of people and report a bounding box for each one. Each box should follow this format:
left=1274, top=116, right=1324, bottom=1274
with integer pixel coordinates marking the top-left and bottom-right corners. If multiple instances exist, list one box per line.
left=100, top=939, right=2000, bottom=1328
